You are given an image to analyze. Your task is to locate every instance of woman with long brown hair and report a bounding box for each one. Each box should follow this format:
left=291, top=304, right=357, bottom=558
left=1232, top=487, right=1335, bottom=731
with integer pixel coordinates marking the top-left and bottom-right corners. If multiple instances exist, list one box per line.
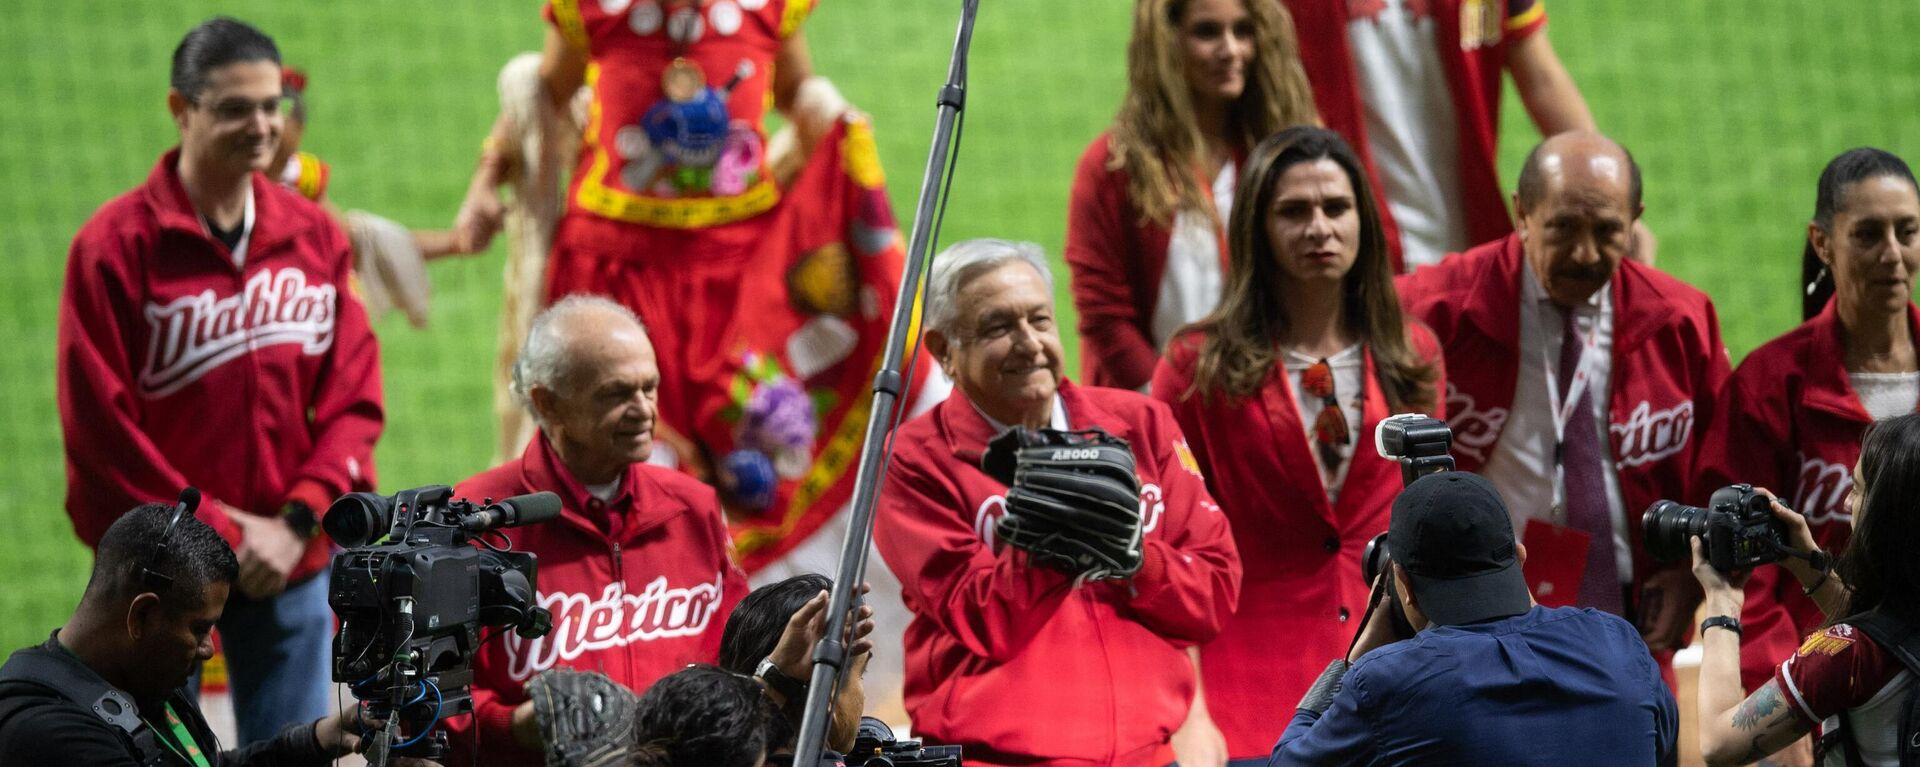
left=1151, top=126, right=1443, bottom=765
left=1066, top=0, right=1317, bottom=393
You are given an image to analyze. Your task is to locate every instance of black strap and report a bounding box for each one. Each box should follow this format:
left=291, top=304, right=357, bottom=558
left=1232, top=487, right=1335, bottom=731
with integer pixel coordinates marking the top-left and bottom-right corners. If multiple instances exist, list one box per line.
left=1838, top=610, right=1920, bottom=767
left=0, top=649, right=171, bottom=765
left=0, top=650, right=142, bottom=735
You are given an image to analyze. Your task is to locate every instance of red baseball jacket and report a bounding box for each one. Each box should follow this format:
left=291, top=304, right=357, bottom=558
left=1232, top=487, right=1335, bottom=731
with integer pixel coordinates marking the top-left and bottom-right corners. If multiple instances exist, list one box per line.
left=444, top=434, right=748, bottom=766
left=875, top=381, right=1240, bottom=767
left=1694, top=300, right=1918, bottom=690
left=1283, top=0, right=1549, bottom=261
left=1398, top=233, right=1731, bottom=612
left=58, top=149, right=382, bottom=581
left=1064, top=134, right=1229, bottom=391
left=1148, top=322, right=1445, bottom=759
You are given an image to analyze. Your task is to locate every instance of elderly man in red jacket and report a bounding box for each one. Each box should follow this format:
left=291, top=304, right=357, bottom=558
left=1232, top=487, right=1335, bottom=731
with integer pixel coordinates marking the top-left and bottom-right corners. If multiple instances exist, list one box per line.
left=57, top=17, right=382, bottom=744
left=875, top=238, right=1241, bottom=767
left=1397, top=131, right=1730, bottom=662
left=444, top=295, right=748, bottom=766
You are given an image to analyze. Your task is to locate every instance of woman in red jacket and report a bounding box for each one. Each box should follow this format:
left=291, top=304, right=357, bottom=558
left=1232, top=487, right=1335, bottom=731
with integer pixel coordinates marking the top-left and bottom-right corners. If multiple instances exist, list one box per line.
left=1066, top=0, right=1316, bottom=391
left=1151, top=126, right=1443, bottom=765
left=1694, top=147, right=1920, bottom=731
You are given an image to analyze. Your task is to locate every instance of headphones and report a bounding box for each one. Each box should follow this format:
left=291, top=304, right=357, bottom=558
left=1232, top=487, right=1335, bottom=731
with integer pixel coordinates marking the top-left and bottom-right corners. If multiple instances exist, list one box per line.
left=140, top=487, right=201, bottom=593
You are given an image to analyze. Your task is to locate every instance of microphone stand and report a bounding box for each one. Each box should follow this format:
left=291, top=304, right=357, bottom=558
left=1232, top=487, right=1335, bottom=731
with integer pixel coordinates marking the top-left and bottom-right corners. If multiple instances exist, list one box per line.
left=790, top=0, right=979, bottom=763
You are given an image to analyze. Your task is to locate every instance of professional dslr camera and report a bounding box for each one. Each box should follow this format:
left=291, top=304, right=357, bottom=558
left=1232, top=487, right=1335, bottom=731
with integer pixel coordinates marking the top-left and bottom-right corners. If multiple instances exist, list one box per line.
left=839, top=717, right=962, bottom=767
left=1643, top=483, right=1791, bottom=574
left=1362, top=414, right=1457, bottom=582
left=325, top=485, right=560, bottom=762
left=1356, top=415, right=1457, bottom=641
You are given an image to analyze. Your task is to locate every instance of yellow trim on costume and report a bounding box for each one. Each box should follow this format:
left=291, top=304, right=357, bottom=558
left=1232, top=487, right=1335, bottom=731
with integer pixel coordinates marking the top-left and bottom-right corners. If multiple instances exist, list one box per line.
left=575, top=149, right=782, bottom=228
left=294, top=151, right=327, bottom=202
left=1505, top=3, right=1546, bottom=33
left=778, top=0, right=814, bottom=39
left=550, top=0, right=589, bottom=51
left=842, top=117, right=885, bottom=189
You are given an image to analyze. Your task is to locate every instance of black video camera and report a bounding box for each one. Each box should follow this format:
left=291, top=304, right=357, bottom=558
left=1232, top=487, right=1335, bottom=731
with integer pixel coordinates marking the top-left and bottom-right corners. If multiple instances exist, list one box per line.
left=840, top=717, right=962, bottom=767
left=1643, top=483, right=1790, bottom=574
left=325, top=485, right=560, bottom=761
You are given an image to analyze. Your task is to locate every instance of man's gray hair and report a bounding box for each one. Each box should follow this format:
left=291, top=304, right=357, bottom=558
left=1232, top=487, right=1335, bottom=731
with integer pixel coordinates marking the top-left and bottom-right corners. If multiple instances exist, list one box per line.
left=924, top=238, right=1055, bottom=338
left=511, top=295, right=647, bottom=426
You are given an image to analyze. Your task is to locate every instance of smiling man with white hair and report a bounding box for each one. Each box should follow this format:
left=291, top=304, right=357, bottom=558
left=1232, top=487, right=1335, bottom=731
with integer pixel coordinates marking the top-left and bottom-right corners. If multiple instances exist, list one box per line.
left=444, top=295, right=748, bottom=766
left=874, top=239, right=1242, bottom=767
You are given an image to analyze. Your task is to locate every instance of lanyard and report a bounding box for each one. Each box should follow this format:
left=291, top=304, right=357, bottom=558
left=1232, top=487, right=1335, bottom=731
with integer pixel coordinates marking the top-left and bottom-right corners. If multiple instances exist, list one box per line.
left=1543, top=306, right=1602, bottom=521
left=146, top=702, right=212, bottom=767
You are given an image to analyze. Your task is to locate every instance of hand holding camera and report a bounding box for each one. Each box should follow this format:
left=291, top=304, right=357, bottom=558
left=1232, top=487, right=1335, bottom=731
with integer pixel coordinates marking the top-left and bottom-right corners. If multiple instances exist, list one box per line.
left=1644, top=485, right=1840, bottom=624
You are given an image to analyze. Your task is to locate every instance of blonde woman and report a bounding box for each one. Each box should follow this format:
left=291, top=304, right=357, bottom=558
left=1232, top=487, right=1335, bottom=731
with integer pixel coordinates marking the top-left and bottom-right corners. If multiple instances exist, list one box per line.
left=1066, top=0, right=1317, bottom=393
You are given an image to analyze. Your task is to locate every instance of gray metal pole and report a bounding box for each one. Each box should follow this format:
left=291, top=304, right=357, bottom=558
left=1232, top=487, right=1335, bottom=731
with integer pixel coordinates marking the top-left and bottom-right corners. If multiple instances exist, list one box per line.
left=789, top=1, right=979, bottom=763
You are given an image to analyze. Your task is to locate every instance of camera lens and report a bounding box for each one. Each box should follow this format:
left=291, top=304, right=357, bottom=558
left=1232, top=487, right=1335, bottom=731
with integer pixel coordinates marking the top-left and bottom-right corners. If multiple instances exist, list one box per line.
left=324, top=492, right=392, bottom=548
left=1361, top=533, right=1389, bottom=585
left=1641, top=500, right=1710, bottom=562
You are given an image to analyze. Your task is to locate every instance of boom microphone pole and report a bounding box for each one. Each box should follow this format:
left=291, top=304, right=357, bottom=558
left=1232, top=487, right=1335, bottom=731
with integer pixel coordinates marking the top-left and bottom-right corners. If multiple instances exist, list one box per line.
left=791, top=0, right=979, bottom=763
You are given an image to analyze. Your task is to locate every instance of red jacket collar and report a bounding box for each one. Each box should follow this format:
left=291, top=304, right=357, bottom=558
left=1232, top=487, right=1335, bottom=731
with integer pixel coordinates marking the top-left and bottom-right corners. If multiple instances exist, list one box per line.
left=934, top=379, right=1136, bottom=464
left=515, top=432, right=689, bottom=541
left=1801, top=299, right=1920, bottom=421
left=1457, top=232, right=1682, bottom=354
left=141, top=147, right=315, bottom=263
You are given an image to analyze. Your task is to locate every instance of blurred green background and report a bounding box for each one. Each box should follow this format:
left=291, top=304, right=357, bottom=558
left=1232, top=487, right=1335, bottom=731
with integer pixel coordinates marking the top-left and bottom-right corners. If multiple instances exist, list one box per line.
left=0, top=1, right=1914, bottom=652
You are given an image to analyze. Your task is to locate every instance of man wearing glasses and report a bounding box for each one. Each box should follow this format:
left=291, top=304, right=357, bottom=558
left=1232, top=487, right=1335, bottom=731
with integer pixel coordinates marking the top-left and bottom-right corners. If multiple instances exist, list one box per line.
left=56, top=16, right=383, bottom=745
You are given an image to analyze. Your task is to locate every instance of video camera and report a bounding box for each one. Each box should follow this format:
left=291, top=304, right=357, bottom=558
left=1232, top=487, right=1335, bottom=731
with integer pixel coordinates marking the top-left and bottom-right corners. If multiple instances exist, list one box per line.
left=1643, top=483, right=1792, bottom=574
left=841, top=717, right=962, bottom=767
left=325, top=485, right=560, bottom=762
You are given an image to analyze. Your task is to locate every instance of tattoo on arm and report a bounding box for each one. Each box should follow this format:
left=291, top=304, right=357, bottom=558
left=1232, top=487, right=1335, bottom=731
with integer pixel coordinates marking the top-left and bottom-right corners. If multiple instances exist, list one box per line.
left=1731, top=685, right=1786, bottom=730
left=1740, top=735, right=1769, bottom=763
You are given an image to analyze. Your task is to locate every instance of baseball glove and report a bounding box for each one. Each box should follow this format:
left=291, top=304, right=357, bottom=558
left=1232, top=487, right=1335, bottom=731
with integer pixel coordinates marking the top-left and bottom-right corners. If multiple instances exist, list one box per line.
left=981, top=426, right=1144, bottom=581
left=525, top=668, right=639, bottom=767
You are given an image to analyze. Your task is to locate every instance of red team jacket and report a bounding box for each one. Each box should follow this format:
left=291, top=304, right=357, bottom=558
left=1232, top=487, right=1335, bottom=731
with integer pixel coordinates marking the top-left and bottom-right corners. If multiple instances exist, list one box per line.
left=1694, top=301, right=1919, bottom=690
left=446, top=435, right=748, bottom=765
left=1149, top=324, right=1445, bottom=759
left=1398, top=234, right=1731, bottom=610
left=58, top=149, right=382, bottom=581
left=1064, top=134, right=1230, bottom=391
left=875, top=382, right=1241, bottom=767
left=1283, top=0, right=1551, bottom=261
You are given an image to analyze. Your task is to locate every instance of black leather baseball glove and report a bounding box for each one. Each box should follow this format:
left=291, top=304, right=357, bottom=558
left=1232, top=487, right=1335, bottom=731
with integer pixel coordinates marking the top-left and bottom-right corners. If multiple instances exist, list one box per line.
left=525, top=668, right=638, bottom=767
left=981, top=426, right=1144, bottom=581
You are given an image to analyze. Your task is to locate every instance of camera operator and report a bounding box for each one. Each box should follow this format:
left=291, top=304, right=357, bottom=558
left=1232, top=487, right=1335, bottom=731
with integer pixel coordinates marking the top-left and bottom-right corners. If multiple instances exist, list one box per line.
left=717, top=574, right=878, bottom=762
left=1693, top=414, right=1920, bottom=767
left=1271, top=472, right=1678, bottom=765
left=874, top=239, right=1241, bottom=767
left=0, top=502, right=435, bottom=766
left=442, top=295, right=749, bottom=765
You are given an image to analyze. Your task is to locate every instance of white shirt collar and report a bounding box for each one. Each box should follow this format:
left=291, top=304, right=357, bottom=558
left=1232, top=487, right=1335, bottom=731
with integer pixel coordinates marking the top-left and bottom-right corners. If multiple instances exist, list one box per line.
left=974, top=393, right=1069, bottom=433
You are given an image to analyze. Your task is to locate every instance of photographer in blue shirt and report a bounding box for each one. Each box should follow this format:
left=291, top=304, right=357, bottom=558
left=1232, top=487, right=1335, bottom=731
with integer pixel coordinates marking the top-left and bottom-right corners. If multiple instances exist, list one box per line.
left=1271, top=472, right=1679, bottom=766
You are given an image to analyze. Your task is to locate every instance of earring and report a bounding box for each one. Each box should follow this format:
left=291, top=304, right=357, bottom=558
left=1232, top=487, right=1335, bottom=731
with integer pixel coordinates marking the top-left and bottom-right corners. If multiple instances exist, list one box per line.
left=1806, top=263, right=1830, bottom=297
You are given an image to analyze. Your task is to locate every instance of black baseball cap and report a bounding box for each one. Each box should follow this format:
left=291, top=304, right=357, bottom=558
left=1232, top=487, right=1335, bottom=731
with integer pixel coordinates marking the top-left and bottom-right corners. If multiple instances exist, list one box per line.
left=1387, top=472, right=1532, bottom=626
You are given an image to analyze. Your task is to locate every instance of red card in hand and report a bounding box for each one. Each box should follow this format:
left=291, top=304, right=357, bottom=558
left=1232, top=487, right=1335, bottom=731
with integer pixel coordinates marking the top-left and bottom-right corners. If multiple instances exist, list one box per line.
left=1521, top=519, right=1591, bottom=608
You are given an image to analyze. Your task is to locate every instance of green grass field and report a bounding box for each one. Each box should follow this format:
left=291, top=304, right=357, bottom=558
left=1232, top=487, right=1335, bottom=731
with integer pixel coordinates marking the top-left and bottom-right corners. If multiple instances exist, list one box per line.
left=1, top=1, right=1914, bottom=653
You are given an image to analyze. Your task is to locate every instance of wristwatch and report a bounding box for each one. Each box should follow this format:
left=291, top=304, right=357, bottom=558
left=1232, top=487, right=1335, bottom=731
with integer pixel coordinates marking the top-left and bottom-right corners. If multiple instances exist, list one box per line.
left=755, top=657, right=808, bottom=702
left=282, top=501, right=321, bottom=540
left=1702, top=615, right=1743, bottom=638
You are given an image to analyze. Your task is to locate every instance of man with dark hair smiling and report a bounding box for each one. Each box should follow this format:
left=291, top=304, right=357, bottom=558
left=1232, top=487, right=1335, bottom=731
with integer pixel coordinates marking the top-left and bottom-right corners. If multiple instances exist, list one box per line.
left=0, top=501, right=427, bottom=766
left=1270, top=472, right=1677, bottom=765
left=57, top=16, right=383, bottom=744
